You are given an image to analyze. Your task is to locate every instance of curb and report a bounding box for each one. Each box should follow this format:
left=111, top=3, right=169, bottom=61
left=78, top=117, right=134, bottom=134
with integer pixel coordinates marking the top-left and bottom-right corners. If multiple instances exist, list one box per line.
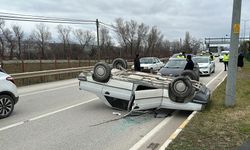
left=159, top=111, right=197, bottom=150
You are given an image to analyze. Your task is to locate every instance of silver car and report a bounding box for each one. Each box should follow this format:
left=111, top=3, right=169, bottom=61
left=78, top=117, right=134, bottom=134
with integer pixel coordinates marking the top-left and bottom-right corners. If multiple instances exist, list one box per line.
left=193, top=56, right=215, bottom=75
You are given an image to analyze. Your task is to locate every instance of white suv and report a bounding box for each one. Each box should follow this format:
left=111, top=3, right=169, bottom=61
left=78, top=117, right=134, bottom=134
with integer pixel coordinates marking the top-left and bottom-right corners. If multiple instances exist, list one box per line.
left=0, top=68, right=19, bottom=119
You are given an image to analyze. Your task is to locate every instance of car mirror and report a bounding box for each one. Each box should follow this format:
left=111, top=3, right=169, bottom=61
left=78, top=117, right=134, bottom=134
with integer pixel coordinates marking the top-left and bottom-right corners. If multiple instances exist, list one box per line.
left=153, top=61, right=156, bottom=64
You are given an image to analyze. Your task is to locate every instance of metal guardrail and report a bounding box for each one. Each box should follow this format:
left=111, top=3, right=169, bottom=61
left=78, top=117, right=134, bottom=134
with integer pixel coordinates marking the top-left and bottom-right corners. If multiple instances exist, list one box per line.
left=11, top=66, right=93, bottom=79
left=10, top=62, right=134, bottom=80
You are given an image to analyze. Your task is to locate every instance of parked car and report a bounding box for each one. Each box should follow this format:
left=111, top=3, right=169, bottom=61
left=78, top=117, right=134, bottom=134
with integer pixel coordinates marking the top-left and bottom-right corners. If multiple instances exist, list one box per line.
left=219, top=51, right=230, bottom=62
left=0, top=69, right=19, bottom=119
left=158, top=58, right=200, bottom=81
left=193, top=56, right=215, bottom=76
left=131, top=57, right=164, bottom=73
left=78, top=59, right=210, bottom=112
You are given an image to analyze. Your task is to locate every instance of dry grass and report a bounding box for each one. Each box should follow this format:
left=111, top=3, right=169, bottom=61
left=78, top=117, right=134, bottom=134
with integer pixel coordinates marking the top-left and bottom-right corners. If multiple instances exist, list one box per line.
left=167, top=60, right=250, bottom=150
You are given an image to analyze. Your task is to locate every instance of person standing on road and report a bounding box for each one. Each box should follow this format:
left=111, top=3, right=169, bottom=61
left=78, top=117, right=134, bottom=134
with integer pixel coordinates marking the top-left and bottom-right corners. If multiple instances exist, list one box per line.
left=237, top=52, right=244, bottom=70
left=209, top=52, right=215, bottom=61
left=184, top=55, right=194, bottom=70
left=223, top=53, right=229, bottom=71
left=134, top=54, right=141, bottom=71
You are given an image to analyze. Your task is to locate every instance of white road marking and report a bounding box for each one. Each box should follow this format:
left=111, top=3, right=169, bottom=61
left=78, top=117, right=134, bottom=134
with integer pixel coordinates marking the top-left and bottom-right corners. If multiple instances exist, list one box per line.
left=206, top=70, right=225, bottom=86
left=0, top=98, right=98, bottom=132
left=129, top=111, right=177, bottom=150
left=20, top=84, right=77, bottom=97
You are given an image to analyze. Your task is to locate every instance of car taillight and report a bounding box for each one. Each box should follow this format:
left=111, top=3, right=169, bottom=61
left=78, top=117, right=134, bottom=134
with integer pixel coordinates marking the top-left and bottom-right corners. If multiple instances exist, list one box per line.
left=6, top=76, right=15, bottom=84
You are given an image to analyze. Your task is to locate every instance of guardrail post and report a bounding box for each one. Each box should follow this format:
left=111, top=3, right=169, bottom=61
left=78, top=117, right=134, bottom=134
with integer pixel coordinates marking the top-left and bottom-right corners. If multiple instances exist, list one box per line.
left=21, top=59, right=25, bottom=72
left=54, top=56, right=57, bottom=69
left=67, top=57, right=70, bottom=68
left=78, top=56, right=80, bottom=67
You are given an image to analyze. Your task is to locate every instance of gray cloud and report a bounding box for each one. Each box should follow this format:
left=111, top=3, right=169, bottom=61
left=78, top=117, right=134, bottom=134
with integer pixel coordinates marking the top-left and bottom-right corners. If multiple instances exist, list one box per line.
left=0, top=0, right=249, bottom=41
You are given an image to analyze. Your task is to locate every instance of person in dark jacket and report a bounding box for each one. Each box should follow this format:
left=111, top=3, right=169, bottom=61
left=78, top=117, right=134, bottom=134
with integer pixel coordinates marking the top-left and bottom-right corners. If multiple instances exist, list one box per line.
left=184, top=55, right=194, bottom=70
left=238, top=52, right=244, bottom=70
left=134, top=54, right=141, bottom=71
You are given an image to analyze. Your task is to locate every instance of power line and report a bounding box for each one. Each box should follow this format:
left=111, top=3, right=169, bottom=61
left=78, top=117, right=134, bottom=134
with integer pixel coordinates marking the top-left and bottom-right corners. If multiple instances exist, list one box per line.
left=0, top=12, right=95, bottom=23
left=99, top=22, right=118, bottom=32
left=0, top=16, right=96, bottom=25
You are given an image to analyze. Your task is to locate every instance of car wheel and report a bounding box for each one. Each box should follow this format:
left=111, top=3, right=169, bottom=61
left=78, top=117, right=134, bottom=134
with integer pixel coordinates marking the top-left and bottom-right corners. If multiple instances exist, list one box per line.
left=112, top=58, right=128, bottom=70
left=0, top=95, right=14, bottom=119
left=93, top=62, right=111, bottom=83
left=212, top=68, right=215, bottom=73
left=169, top=76, right=194, bottom=101
left=181, top=70, right=199, bottom=81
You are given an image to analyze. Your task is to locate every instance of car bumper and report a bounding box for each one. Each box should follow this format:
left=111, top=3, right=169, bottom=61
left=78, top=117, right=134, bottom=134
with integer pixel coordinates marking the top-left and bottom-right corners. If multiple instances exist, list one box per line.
left=199, top=68, right=210, bottom=75
left=193, top=85, right=210, bottom=104
left=14, top=96, right=19, bottom=104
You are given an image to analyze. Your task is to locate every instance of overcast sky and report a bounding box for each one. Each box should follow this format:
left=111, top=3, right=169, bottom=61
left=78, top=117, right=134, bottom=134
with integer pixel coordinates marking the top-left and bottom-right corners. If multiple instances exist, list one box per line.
left=0, top=0, right=249, bottom=41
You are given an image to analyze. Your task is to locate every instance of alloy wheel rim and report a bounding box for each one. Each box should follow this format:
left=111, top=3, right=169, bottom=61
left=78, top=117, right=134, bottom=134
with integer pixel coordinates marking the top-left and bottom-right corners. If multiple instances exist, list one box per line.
left=0, top=97, right=13, bottom=116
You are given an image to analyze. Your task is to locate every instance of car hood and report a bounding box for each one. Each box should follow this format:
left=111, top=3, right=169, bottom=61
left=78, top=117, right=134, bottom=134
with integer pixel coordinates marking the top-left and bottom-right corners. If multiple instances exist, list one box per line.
left=197, top=63, right=209, bottom=67
left=159, top=67, right=183, bottom=76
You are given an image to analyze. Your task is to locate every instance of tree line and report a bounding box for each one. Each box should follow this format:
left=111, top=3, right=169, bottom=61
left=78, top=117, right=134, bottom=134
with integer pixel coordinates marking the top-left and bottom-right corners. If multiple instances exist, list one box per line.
left=0, top=18, right=203, bottom=60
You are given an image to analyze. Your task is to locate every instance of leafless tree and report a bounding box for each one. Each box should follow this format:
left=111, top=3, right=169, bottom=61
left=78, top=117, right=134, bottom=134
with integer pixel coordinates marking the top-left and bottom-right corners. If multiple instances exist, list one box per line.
left=161, top=39, right=171, bottom=57
left=57, top=25, right=72, bottom=59
left=171, top=40, right=182, bottom=54
left=115, top=18, right=140, bottom=57
left=12, top=24, right=24, bottom=59
left=73, top=29, right=95, bottom=58
left=0, top=20, right=5, bottom=59
left=31, top=23, right=51, bottom=59
left=115, top=18, right=130, bottom=56
left=99, top=27, right=113, bottom=59
left=190, top=38, right=202, bottom=55
left=183, top=31, right=191, bottom=53
left=1, top=27, right=16, bottom=60
left=136, top=23, right=149, bottom=55
left=146, top=26, right=163, bottom=56
left=115, top=18, right=151, bottom=58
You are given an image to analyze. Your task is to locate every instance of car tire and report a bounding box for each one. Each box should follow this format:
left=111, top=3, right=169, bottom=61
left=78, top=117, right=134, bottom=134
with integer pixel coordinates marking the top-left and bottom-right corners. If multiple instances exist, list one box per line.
left=0, top=95, right=14, bottom=119
left=181, top=70, right=199, bottom=81
left=169, top=76, right=193, bottom=100
left=168, top=84, right=196, bottom=103
left=93, top=62, right=111, bottom=83
left=212, top=68, right=215, bottom=73
left=112, top=58, right=128, bottom=70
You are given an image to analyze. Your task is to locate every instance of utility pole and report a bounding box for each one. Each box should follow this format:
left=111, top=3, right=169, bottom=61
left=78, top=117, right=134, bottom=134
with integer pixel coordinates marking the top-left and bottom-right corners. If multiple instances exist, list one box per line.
left=225, top=0, right=242, bottom=106
left=96, top=19, right=100, bottom=61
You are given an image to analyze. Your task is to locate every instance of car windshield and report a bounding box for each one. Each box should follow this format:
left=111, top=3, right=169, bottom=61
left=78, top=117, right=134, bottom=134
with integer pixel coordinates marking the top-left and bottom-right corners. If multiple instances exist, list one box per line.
left=164, top=59, right=186, bottom=68
left=193, top=57, right=209, bottom=63
left=140, top=58, right=154, bottom=64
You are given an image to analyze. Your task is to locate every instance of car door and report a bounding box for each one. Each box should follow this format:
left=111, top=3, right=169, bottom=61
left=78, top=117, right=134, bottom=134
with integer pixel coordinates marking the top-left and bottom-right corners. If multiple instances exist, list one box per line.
left=154, top=58, right=161, bottom=70
left=102, top=79, right=134, bottom=110
left=133, top=85, right=163, bottom=110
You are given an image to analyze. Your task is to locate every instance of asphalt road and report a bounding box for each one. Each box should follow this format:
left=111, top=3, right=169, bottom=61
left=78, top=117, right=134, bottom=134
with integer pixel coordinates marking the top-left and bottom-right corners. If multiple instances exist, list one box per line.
left=0, top=59, right=227, bottom=150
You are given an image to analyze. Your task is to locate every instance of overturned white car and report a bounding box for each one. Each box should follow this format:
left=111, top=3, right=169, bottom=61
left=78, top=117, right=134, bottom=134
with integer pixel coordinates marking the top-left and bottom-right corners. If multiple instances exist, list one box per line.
left=78, top=58, right=210, bottom=112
